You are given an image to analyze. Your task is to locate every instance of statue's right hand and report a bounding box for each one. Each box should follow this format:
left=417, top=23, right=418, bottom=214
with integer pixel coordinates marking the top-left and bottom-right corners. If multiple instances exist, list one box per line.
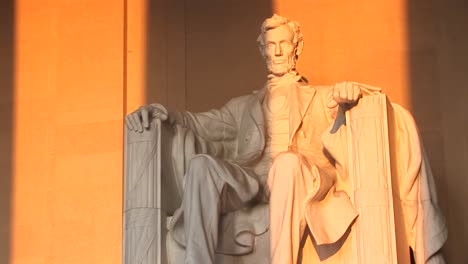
left=125, top=103, right=168, bottom=132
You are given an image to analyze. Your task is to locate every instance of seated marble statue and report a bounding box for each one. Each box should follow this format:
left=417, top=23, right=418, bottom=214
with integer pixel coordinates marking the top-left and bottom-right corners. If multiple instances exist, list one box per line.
left=126, top=14, right=447, bottom=264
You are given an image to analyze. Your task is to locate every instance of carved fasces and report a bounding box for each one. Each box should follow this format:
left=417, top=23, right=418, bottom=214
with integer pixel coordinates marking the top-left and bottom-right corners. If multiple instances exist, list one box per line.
left=124, top=120, right=167, bottom=264
left=346, top=94, right=401, bottom=264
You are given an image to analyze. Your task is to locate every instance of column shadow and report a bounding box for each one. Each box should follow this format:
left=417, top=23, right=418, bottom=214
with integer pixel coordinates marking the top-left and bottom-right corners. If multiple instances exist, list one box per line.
left=0, top=0, right=14, bottom=263
left=145, top=0, right=273, bottom=111
left=407, top=0, right=468, bottom=263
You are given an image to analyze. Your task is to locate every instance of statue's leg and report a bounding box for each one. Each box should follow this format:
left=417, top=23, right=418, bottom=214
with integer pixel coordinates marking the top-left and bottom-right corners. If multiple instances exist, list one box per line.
left=182, top=154, right=259, bottom=264
left=267, top=151, right=317, bottom=264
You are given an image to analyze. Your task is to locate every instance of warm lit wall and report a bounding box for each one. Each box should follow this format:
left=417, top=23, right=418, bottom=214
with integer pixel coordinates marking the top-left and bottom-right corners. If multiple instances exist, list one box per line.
left=8, top=0, right=124, bottom=263
left=272, top=0, right=410, bottom=107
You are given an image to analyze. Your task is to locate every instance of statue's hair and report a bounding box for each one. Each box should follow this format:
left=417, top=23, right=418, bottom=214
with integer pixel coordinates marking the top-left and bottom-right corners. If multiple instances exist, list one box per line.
left=257, top=14, right=303, bottom=46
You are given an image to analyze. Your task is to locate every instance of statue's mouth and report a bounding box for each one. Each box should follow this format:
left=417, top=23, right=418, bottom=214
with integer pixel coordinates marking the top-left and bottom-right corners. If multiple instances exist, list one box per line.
left=272, top=60, right=286, bottom=65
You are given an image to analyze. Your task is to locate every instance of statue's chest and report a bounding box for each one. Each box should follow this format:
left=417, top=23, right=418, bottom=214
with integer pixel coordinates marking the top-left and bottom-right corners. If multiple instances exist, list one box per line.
left=263, top=93, right=290, bottom=141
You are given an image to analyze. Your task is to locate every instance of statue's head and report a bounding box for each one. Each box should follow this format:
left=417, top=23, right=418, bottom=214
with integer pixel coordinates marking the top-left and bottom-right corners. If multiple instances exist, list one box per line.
left=257, top=14, right=303, bottom=77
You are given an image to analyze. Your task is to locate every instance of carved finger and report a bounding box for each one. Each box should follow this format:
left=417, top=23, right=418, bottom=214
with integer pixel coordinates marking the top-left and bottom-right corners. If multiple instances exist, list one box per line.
left=353, top=85, right=361, bottom=101
left=333, top=84, right=340, bottom=100
left=125, top=115, right=134, bottom=131
left=141, top=108, right=149, bottom=129
left=327, top=85, right=334, bottom=98
left=128, top=114, right=136, bottom=132
left=131, top=113, right=143, bottom=133
left=340, top=82, right=348, bottom=102
left=327, top=100, right=338, bottom=109
left=348, top=82, right=357, bottom=103
left=332, top=84, right=340, bottom=98
left=137, top=113, right=144, bottom=132
left=347, top=82, right=355, bottom=101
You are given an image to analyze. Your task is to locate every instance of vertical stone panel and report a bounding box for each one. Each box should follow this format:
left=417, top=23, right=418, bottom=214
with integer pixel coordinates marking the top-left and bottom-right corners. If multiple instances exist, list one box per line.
left=11, top=0, right=124, bottom=263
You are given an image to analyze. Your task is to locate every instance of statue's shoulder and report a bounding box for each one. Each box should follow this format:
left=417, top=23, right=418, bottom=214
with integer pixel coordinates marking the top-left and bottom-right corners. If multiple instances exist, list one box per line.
left=229, top=90, right=261, bottom=102
left=251, top=88, right=265, bottom=95
left=310, top=84, right=332, bottom=98
left=222, top=90, right=263, bottom=111
left=310, top=84, right=332, bottom=91
left=294, top=77, right=331, bottom=98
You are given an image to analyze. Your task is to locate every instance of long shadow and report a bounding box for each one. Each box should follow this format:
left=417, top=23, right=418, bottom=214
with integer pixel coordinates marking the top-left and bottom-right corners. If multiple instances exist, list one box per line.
left=407, top=0, right=468, bottom=263
left=0, top=0, right=14, bottom=263
left=145, top=0, right=273, bottom=112
left=406, top=0, right=444, bottom=262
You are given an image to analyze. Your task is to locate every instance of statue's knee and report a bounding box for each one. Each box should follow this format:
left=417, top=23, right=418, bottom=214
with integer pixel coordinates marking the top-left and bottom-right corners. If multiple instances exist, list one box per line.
left=269, top=152, right=303, bottom=188
left=274, top=151, right=301, bottom=167
left=186, top=154, right=215, bottom=182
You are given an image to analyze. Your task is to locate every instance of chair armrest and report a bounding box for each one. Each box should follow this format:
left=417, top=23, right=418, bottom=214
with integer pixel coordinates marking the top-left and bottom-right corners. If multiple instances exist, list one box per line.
left=123, top=118, right=181, bottom=264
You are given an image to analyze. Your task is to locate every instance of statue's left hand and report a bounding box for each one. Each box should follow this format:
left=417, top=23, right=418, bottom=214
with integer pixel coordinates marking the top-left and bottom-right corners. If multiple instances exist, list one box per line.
left=327, top=81, right=362, bottom=109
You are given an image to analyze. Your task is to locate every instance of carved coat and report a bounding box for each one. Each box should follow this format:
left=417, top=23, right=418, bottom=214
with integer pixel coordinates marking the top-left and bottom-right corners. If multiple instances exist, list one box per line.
left=168, top=78, right=447, bottom=263
left=168, top=78, right=358, bottom=254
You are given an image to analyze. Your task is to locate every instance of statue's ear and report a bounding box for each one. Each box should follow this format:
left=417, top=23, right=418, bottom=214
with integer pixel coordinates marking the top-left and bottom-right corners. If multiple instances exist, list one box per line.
left=257, top=34, right=267, bottom=58
left=258, top=42, right=266, bottom=58
left=296, top=40, right=304, bottom=56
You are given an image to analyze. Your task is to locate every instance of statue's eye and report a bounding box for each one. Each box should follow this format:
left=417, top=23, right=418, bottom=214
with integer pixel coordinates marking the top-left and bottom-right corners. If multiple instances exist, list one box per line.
left=280, top=41, right=292, bottom=48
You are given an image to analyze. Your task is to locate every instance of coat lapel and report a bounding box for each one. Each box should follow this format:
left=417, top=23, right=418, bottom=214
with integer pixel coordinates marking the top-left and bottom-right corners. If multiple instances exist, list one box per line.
left=249, top=88, right=266, bottom=126
left=289, top=83, right=316, bottom=144
left=248, top=88, right=266, bottom=150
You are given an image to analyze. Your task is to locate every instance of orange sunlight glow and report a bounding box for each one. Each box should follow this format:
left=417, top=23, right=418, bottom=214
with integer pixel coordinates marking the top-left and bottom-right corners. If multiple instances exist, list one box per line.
left=273, top=0, right=411, bottom=109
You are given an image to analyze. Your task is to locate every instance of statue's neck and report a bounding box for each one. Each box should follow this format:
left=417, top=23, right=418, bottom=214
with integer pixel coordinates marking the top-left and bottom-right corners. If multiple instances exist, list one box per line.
left=267, top=70, right=298, bottom=80
left=266, top=71, right=301, bottom=91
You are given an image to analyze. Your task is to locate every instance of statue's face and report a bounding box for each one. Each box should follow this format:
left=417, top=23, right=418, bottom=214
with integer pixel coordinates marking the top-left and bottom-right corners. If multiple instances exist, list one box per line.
left=261, top=24, right=297, bottom=77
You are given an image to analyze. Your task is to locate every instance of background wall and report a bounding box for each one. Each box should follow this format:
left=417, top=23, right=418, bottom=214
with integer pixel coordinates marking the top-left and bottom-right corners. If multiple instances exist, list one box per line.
left=426, top=0, right=468, bottom=261
left=142, top=0, right=467, bottom=262
left=0, top=0, right=14, bottom=263
left=0, top=0, right=124, bottom=263
left=127, top=0, right=274, bottom=112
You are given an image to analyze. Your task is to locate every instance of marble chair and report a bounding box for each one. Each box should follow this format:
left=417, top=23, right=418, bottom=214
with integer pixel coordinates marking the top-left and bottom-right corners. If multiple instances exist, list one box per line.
left=123, top=119, right=270, bottom=264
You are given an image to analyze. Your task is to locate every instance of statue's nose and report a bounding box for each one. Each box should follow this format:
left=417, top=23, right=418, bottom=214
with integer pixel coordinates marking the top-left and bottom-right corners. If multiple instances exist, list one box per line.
left=275, top=44, right=282, bottom=56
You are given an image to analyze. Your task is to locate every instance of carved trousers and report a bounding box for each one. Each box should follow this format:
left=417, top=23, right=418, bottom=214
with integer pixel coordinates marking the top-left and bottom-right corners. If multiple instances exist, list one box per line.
left=182, top=154, right=259, bottom=264
left=268, top=151, right=318, bottom=264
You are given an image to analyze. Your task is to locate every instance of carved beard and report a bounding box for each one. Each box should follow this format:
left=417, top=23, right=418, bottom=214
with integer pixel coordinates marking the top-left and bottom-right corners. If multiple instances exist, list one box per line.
left=266, top=54, right=297, bottom=77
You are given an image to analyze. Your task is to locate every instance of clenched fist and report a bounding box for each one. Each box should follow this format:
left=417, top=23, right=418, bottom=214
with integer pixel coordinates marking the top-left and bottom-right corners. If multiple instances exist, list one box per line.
left=327, top=81, right=362, bottom=109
